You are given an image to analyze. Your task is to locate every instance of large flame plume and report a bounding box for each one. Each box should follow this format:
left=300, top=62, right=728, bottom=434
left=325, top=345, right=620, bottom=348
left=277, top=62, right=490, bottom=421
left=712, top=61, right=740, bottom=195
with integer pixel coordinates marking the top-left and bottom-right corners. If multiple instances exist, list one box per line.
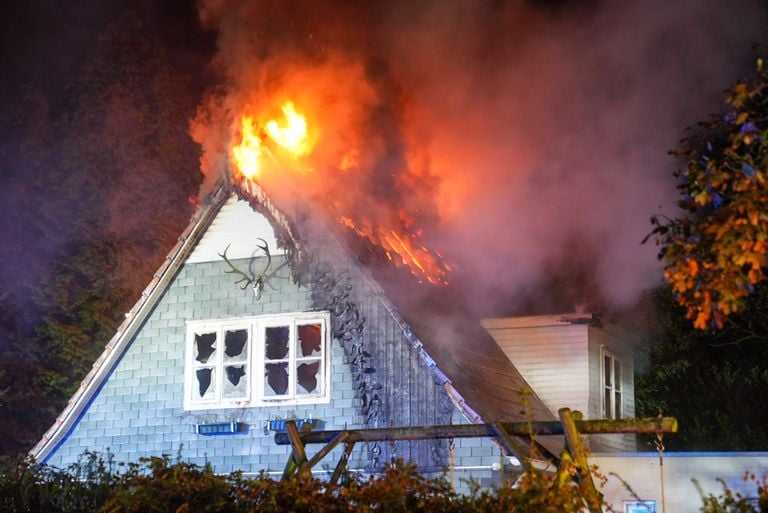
left=191, top=0, right=768, bottom=315
left=227, top=81, right=449, bottom=284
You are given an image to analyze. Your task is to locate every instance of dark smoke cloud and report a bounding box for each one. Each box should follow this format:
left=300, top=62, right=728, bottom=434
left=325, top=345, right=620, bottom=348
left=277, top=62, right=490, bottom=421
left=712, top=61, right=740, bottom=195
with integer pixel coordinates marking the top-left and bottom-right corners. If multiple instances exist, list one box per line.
left=193, top=0, right=768, bottom=316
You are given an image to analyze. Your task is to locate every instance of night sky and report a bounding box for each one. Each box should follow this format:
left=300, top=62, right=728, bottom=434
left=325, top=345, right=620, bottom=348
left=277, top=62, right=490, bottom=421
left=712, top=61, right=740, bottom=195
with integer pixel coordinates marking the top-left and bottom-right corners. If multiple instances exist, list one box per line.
left=0, top=0, right=212, bottom=110
left=2, top=0, right=768, bottom=314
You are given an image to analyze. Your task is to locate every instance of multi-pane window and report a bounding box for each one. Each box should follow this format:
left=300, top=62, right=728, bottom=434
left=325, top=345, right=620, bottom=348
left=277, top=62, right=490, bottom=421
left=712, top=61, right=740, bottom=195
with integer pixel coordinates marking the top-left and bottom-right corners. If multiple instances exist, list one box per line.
left=185, top=313, right=329, bottom=410
left=601, top=347, right=622, bottom=419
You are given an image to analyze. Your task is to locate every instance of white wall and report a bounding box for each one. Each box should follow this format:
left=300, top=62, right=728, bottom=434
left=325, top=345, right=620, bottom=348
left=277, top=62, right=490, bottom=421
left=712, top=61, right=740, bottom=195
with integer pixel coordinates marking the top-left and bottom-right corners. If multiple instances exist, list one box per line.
left=591, top=452, right=768, bottom=513
left=588, top=324, right=636, bottom=452
left=187, top=196, right=285, bottom=263
left=483, top=317, right=590, bottom=416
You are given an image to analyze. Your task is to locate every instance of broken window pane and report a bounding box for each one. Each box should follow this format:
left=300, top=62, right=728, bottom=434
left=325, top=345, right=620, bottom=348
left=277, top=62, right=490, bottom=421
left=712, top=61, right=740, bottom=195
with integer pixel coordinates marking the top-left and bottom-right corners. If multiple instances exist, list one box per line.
left=265, top=362, right=288, bottom=395
left=223, top=365, right=247, bottom=399
left=196, top=368, right=215, bottom=399
left=224, top=329, right=248, bottom=361
left=265, top=326, right=289, bottom=360
left=195, top=333, right=217, bottom=364
left=298, top=324, right=322, bottom=357
left=296, top=361, right=320, bottom=394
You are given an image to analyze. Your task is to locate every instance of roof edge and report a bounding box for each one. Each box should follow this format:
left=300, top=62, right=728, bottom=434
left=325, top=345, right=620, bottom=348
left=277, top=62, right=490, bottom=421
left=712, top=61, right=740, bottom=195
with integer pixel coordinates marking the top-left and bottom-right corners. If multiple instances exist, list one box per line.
left=482, top=313, right=598, bottom=330
left=30, top=183, right=232, bottom=461
left=232, top=177, right=489, bottom=428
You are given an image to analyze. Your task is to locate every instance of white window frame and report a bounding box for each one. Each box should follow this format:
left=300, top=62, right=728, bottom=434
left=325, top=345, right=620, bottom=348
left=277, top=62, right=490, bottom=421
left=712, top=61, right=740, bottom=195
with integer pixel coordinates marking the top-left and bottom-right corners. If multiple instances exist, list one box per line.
left=184, top=312, right=331, bottom=411
left=600, top=346, right=623, bottom=419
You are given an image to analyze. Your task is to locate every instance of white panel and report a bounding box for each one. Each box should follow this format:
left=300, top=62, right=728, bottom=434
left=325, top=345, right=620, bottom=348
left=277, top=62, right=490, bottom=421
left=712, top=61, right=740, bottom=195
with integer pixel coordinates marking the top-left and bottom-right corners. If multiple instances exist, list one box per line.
left=483, top=320, right=590, bottom=416
left=592, top=453, right=768, bottom=513
left=187, top=196, right=285, bottom=263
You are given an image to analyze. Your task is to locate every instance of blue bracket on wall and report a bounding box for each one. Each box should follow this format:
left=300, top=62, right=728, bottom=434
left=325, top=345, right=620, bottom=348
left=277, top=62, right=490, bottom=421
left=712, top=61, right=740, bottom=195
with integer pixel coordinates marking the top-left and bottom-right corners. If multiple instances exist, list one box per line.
left=267, top=418, right=321, bottom=432
left=194, top=421, right=247, bottom=436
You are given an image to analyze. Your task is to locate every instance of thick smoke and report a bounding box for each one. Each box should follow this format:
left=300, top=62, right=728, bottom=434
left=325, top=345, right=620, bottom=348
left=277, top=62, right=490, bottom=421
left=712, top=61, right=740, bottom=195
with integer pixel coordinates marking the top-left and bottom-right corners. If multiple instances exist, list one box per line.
left=192, top=0, right=768, bottom=316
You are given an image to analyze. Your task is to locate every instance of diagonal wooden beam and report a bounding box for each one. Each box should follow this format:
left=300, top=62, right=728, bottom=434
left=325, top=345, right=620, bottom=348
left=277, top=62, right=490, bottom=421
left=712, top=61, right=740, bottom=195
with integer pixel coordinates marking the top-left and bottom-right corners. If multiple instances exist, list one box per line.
left=282, top=420, right=309, bottom=479
left=306, top=431, right=351, bottom=471
left=559, top=408, right=603, bottom=513
left=282, top=452, right=298, bottom=480
left=489, top=422, right=533, bottom=473
left=330, top=441, right=356, bottom=485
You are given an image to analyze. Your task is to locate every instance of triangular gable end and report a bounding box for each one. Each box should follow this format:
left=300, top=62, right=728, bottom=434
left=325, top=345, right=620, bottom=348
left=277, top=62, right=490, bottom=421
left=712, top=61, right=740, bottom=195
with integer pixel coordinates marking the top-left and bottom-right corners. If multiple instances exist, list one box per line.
left=32, top=178, right=556, bottom=477
left=187, top=195, right=285, bottom=264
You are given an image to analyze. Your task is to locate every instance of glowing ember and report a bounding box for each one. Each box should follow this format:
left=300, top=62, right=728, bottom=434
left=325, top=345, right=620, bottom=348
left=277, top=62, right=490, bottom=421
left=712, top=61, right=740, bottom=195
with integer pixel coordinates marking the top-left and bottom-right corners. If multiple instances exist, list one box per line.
left=265, top=101, right=311, bottom=157
left=338, top=216, right=449, bottom=285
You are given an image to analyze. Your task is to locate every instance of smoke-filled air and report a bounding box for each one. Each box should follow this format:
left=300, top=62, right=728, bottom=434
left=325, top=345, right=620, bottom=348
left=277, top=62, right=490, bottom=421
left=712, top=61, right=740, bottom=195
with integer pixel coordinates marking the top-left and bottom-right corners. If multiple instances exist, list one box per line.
left=190, top=0, right=768, bottom=316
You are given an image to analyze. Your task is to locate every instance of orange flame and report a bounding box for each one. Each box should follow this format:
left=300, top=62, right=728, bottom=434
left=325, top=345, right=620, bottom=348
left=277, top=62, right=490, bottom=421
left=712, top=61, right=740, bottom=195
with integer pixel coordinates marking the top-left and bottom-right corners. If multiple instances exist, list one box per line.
left=264, top=101, right=311, bottom=157
left=231, top=100, right=449, bottom=285
left=231, top=116, right=263, bottom=178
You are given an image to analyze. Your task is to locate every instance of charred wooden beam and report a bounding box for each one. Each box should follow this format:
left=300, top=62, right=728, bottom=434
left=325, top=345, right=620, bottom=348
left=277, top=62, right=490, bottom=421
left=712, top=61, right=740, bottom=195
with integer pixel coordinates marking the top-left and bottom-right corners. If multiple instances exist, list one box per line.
left=274, top=416, right=677, bottom=446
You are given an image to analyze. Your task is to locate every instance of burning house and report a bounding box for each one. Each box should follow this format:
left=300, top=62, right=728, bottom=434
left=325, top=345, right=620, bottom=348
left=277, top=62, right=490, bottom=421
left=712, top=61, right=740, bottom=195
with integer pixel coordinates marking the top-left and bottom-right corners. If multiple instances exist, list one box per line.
left=28, top=0, right=768, bottom=508
left=32, top=16, right=642, bottom=483
left=30, top=171, right=636, bottom=488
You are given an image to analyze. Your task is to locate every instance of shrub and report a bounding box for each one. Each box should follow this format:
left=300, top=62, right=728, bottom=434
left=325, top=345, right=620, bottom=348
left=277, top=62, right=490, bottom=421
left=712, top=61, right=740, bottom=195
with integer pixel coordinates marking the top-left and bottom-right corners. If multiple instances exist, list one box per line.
left=1, top=451, right=765, bottom=513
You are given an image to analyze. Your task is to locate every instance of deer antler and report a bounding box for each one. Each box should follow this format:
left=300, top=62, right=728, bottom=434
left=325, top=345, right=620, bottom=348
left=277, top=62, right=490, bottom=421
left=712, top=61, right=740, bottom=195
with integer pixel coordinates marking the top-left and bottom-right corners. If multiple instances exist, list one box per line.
left=219, top=244, right=256, bottom=290
left=219, top=240, right=274, bottom=299
left=250, top=238, right=273, bottom=300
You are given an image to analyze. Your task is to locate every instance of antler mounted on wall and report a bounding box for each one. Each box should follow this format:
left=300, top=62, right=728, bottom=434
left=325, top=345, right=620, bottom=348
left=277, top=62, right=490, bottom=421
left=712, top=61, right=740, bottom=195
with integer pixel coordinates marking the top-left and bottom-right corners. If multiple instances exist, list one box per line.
left=218, top=238, right=273, bottom=300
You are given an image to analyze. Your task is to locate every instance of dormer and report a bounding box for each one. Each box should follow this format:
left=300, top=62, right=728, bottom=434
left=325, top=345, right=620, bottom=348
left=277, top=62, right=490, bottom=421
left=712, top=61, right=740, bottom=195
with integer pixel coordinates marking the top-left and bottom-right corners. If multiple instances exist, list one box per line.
left=482, top=313, right=636, bottom=452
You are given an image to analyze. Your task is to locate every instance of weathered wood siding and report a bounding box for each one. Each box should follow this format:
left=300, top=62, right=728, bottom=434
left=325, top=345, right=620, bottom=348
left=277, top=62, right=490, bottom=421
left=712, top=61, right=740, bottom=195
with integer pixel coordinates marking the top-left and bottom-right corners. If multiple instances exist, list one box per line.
left=296, top=223, right=455, bottom=470
left=482, top=319, right=590, bottom=417
left=587, top=324, right=636, bottom=452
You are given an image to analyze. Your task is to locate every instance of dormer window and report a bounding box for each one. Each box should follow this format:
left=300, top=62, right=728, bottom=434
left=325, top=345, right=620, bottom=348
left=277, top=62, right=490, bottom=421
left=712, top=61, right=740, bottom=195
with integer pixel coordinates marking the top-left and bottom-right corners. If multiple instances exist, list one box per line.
left=601, top=347, right=622, bottom=419
left=184, top=312, right=330, bottom=410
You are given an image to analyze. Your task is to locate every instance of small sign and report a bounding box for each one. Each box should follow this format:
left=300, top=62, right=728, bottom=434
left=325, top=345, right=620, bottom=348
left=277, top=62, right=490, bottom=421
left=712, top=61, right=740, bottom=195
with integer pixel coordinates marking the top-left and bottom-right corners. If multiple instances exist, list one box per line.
left=624, top=500, right=656, bottom=513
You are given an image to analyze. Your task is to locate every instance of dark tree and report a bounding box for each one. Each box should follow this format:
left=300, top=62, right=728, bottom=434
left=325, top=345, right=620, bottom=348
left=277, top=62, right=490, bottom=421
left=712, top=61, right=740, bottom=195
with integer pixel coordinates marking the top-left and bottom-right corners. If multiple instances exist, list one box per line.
left=0, top=13, right=204, bottom=456
left=636, top=284, right=768, bottom=450
left=648, top=55, right=768, bottom=329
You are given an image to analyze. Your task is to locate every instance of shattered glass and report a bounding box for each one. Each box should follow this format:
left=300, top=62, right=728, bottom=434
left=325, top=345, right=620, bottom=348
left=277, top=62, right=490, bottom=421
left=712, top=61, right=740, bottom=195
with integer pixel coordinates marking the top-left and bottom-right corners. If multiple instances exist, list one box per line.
left=265, top=362, right=288, bottom=396
left=296, top=361, right=320, bottom=394
left=195, top=333, right=217, bottom=363
left=265, top=326, right=289, bottom=359
left=224, top=329, right=248, bottom=361
left=195, top=368, right=215, bottom=399
left=223, top=365, right=247, bottom=399
left=298, top=324, right=322, bottom=357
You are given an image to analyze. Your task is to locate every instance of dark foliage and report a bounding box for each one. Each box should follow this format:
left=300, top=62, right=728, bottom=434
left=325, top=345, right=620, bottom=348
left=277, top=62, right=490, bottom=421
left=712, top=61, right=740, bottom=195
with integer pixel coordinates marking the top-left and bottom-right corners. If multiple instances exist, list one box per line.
left=0, top=453, right=595, bottom=513
left=648, top=54, right=768, bottom=329
left=636, top=284, right=768, bottom=450
left=0, top=452, right=765, bottom=512
left=0, top=12, right=203, bottom=456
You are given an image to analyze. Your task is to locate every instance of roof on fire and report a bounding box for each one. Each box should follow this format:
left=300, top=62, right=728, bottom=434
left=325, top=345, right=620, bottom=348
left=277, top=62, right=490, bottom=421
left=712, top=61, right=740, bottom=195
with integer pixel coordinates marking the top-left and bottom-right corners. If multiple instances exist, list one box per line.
left=31, top=176, right=556, bottom=462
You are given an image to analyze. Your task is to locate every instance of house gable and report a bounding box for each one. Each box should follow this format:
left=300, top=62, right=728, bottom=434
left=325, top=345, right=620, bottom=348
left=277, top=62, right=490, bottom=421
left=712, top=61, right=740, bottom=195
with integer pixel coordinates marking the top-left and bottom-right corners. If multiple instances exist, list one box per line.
left=34, top=185, right=463, bottom=473
left=34, top=179, right=561, bottom=484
